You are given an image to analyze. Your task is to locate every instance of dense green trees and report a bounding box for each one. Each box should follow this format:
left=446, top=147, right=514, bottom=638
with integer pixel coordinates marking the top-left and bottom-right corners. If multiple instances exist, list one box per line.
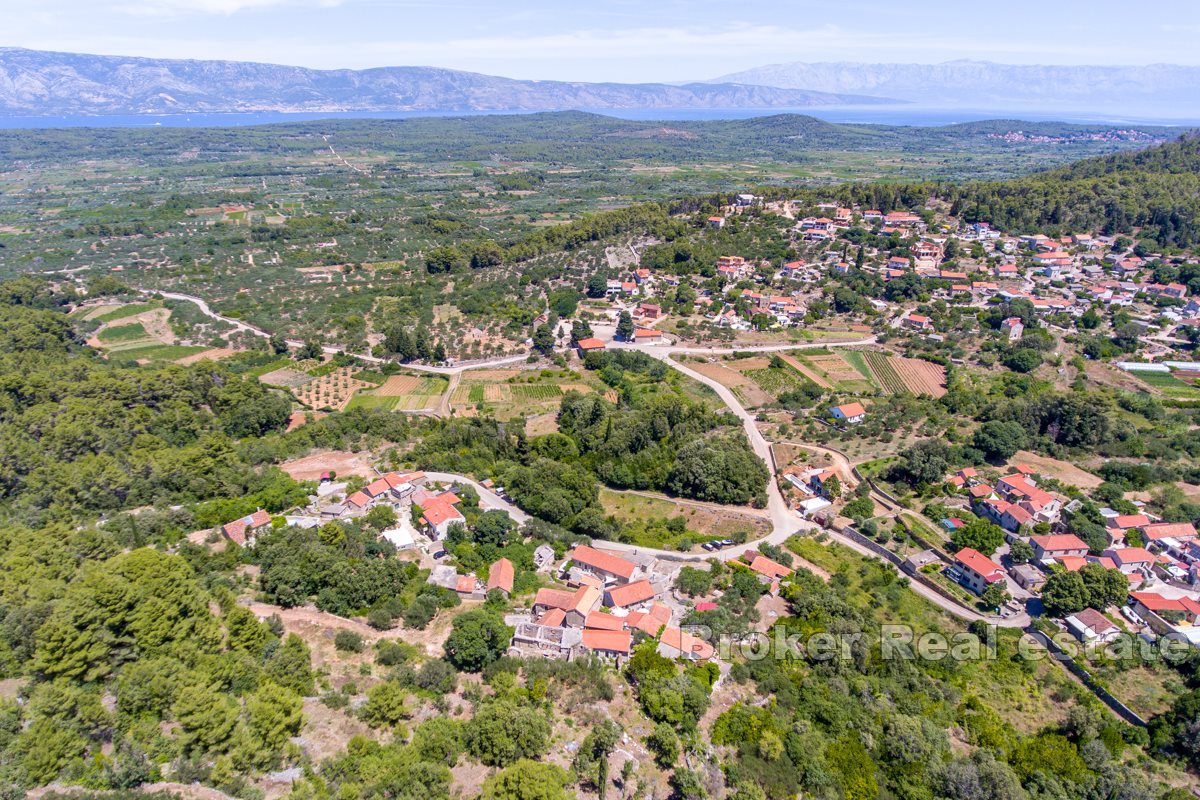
left=1040, top=564, right=1130, bottom=617
left=444, top=609, right=512, bottom=672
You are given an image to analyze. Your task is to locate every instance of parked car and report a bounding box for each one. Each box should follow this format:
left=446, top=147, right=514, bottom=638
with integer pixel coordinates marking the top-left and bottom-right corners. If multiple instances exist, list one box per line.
left=1120, top=606, right=1145, bottom=626
left=701, top=542, right=718, bottom=551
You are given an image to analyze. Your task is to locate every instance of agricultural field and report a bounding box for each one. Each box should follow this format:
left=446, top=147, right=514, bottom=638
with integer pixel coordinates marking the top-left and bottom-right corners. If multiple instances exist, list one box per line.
left=598, top=488, right=769, bottom=550
left=1133, top=370, right=1200, bottom=399
left=348, top=374, right=447, bottom=412
left=283, top=366, right=379, bottom=411
left=789, top=351, right=877, bottom=394
left=451, top=368, right=599, bottom=419
left=862, top=351, right=947, bottom=397
left=96, top=322, right=149, bottom=343
left=109, top=343, right=209, bottom=362
left=690, top=360, right=773, bottom=406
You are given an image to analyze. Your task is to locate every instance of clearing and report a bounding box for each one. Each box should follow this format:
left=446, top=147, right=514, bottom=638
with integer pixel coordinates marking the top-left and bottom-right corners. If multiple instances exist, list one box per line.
left=1008, top=450, right=1102, bottom=490
left=280, top=449, right=376, bottom=481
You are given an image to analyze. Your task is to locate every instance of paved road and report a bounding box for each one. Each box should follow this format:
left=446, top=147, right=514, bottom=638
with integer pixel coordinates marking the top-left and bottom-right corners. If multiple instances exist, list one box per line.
left=422, top=471, right=531, bottom=524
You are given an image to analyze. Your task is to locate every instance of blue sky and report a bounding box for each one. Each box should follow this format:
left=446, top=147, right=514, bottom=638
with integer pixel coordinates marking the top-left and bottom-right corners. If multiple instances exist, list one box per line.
left=8, top=0, right=1200, bottom=81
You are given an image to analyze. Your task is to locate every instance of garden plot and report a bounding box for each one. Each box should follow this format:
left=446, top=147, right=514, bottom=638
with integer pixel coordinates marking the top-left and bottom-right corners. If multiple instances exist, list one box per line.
left=691, top=361, right=773, bottom=407
left=794, top=353, right=876, bottom=393
left=294, top=367, right=376, bottom=411
left=349, top=375, right=447, bottom=412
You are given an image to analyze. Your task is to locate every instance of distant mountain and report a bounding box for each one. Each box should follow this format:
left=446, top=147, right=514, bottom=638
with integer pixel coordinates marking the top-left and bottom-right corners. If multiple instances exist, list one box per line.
left=0, top=48, right=896, bottom=116
left=713, top=60, right=1200, bottom=115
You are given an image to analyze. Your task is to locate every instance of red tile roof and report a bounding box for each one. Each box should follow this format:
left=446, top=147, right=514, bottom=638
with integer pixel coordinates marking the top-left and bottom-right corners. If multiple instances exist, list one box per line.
left=1141, top=522, right=1197, bottom=541
left=833, top=402, right=866, bottom=418
left=1108, top=514, right=1151, bottom=529
left=536, top=608, right=566, bottom=627
left=659, top=627, right=715, bottom=660
left=1031, top=534, right=1088, bottom=553
left=365, top=478, right=390, bottom=497
left=421, top=502, right=464, bottom=528
left=955, top=547, right=1003, bottom=580
left=747, top=555, right=793, bottom=580
left=487, top=558, right=514, bottom=594
left=581, top=628, right=632, bottom=655
left=606, top=580, right=656, bottom=608
left=455, top=575, right=476, bottom=593
left=347, top=490, right=371, bottom=508
left=576, top=338, right=606, bottom=350
left=584, top=612, right=626, bottom=631
left=568, top=545, right=637, bottom=580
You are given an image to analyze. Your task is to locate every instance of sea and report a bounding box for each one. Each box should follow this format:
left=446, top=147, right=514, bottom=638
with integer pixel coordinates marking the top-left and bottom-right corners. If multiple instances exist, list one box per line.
left=1, top=105, right=1198, bottom=129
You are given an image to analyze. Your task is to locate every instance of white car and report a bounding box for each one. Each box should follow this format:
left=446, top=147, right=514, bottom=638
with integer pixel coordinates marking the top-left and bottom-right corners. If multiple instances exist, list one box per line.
left=1120, top=606, right=1144, bottom=626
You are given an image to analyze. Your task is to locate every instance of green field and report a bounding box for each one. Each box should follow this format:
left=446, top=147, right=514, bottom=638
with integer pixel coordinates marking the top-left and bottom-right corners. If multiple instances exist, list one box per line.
left=108, top=344, right=207, bottom=361
left=97, top=322, right=149, bottom=343
left=742, top=366, right=811, bottom=397
left=862, top=351, right=907, bottom=395
left=92, top=303, right=159, bottom=323
left=1135, top=370, right=1200, bottom=398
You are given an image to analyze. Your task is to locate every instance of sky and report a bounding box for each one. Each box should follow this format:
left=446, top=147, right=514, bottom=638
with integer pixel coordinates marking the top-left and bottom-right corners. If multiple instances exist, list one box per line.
left=7, top=0, right=1200, bottom=82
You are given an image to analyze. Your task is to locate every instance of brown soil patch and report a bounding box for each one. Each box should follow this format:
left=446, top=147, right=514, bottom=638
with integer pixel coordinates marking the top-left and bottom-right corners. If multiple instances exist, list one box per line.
left=557, top=383, right=592, bottom=394
left=806, top=354, right=863, bottom=382
left=298, top=696, right=374, bottom=763
left=692, top=361, right=754, bottom=387
left=889, top=356, right=947, bottom=397
left=465, top=369, right=523, bottom=381
left=294, top=367, right=374, bottom=411
left=375, top=374, right=423, bottom=396
left=1008, top=450, right=1102, bottom=490
left=287, top=410, right=327, bottom=432
left=174, top=347, right=234, bottom=365
left=726, top=356, right=771, bottom=370
left=260, top=367, right=313, bottom=387
left=483, top=384, right=508, bottom=402
left=525, top=412, right=559, bottom=436
left=280, top=449, right=375, bottom=481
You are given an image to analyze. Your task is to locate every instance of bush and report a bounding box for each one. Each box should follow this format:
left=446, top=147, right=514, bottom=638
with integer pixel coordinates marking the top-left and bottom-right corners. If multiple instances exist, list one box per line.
left=334, top=629, right=364, bottom=653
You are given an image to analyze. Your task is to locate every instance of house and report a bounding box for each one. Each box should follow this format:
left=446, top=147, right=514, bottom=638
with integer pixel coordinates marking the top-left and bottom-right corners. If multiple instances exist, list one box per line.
left=632, top=328, right=663, bottom=342
left=657, top=627, right=715, bottom=661
left=1103, top=547, right=1156, bottom=575
left=1129, top=591, right=1200, bottom=636
left=746, top=554, right=793, bottom=583
left=567, top=545, right=638, bottom=586
left=1011, top=563, right=1047, bottom=591
left=808, top=468, right=840, bottom=498
left=1107, top=514, right=1151, bottom=543
left=533, top=544, right=556, bottom=571
left=221, top=509, right=272, bottom=547
left=583, top=611, right=626, bottom=631
left=1141, top=522, right=1198, bottom=543
left=580, top=629, right=633, bottom=661
left=454, top=575, right=478, bottom=596
left=637, top=303, right=662, bottom=319
left=954, top=547, right=1006, bottom=595
left=346, top=491, right=372, bottom=511
left=830, top=402, right=867, bottom=424
left=605, top=579, right=656, bottom=610
left=1064, top=609, right=1121, bottom=644
left=383, top=470, right=426, bottom=499
left=421, top=500, right=466, bottom=540
left=487, top=558, right=514, bottom=597
left=1031, top=534, right=1089, bottom=562
left=533, top=585, right=603, bottom=627
left=902, top=314, right=932, bottom=331
left=575, top=337, right=606, bottom=356
left=707, top=216, right=725, bottom=229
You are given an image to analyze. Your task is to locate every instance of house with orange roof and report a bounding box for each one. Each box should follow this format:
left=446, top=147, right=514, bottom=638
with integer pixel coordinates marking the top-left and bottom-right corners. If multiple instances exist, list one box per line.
left=1141, top=522, right=1197, bottom=543
left=575, top=337, right=606, bottom=356
left=954, top=547, right=1006, bottom=595
left=581, top=628, right=633, bottom=661
left=1129, top=591, right=1200, bottom=637
left=1031, top=534, right=1088, bottom=562
left=902, top=313, right=931, bottom=330
left=1102, top=547, right=1156, bottom=575
left=658, top=627, right=715, bottom=661
left=567, top=545, right=639, bottom=586
left=632, top=328, right=663, bottom=342
left=346, top=490, right=372, bottom=511
left=487, top=558, right=514, bottom=597
left=221, top=509, right=272, bottom=547
left=454, top=575, right=478, bottom=596
left=420, top=497, right=466, bottom=540
left=532, top=585, right=602, bottom=627
left=605, top=579, right=656, bottom=610
left=830, top=402, right=866, bottom=424
left=583, top=611, right=626, bottom=631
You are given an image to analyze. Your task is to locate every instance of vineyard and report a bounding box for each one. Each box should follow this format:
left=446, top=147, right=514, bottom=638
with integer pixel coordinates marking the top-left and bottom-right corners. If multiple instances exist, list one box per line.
left=511, top=384, right=563, bottom=401
left=862, top=351, right=947, bottom=397
left=862, top=351, right=906, bottom=394
left=743, top=366, right=811, bottom=397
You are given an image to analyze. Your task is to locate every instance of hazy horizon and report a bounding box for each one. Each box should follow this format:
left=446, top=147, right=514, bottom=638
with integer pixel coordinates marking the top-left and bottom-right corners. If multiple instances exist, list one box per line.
left=5, top=0, right=1200, bottom=84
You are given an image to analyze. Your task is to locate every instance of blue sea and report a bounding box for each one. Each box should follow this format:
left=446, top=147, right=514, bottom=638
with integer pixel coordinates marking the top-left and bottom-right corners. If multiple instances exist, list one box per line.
left=0, top=105, right=1197, bottom=129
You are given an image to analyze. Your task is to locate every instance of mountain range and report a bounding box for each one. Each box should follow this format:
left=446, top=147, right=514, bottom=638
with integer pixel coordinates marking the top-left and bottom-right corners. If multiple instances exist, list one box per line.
left=0, top=48, right=893, bottom=116
left=714, top=60, right=1200, bottom=115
